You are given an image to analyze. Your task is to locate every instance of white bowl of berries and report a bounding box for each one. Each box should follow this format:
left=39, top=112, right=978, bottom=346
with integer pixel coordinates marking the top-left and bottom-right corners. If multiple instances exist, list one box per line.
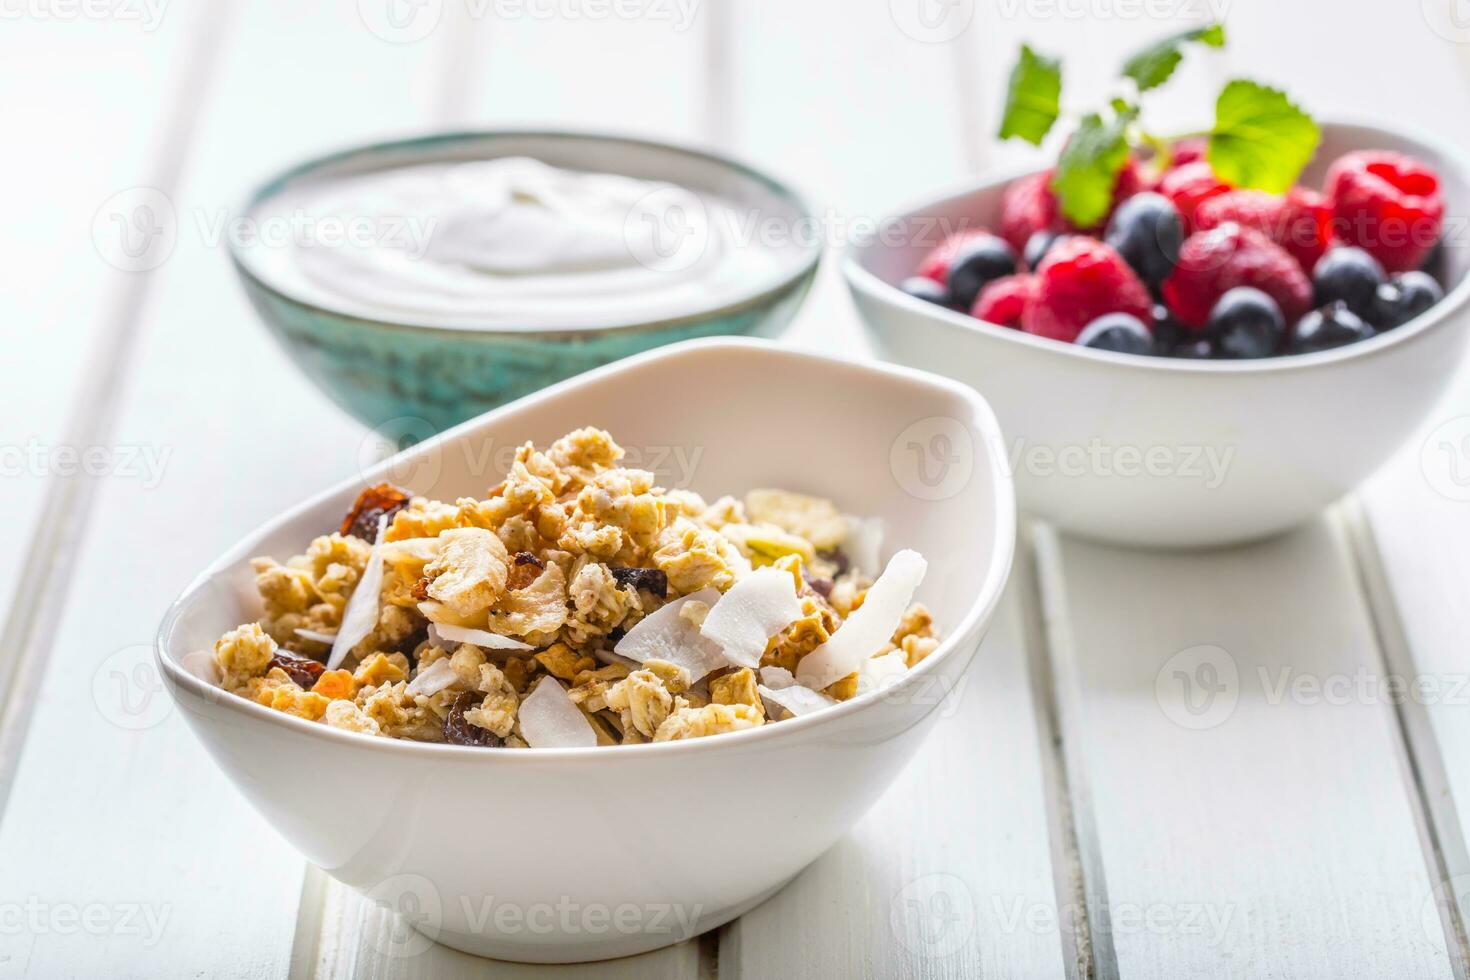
left=847, top=118, right=1470, bottom=548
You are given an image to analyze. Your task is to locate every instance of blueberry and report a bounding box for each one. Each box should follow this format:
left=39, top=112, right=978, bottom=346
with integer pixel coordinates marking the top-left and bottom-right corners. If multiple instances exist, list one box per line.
left=1104, top=192, right=1183, bottom=288
left=946, top=234, right=1018, bottom=310
left=1024, top=231, right=1064, bottom=271
left=1207, top=286, right=1284, bottom=359
left=1289, top=301, right=1374, bottom=354
left=1313, top=246, right=1385, bottom=318
left=1151, top=304, right=1187, bottom=352
left=1075, top=313, right=1153, bottom=355
left=1171, top=338, right=1217, bottom=359
left=899, top=276, right=952, bottom=308
left=1372, top=270, right=1444, bottom=330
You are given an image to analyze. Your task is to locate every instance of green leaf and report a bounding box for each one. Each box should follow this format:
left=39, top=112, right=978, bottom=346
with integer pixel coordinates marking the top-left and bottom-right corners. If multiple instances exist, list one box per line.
left=1051, top=107, right=1137, bottom=227
left=998, top=44, right=1062, bottom=145
left=1208, top=79, right=1320, bottom=193
left=1122, top=22, right=1226, bottom=92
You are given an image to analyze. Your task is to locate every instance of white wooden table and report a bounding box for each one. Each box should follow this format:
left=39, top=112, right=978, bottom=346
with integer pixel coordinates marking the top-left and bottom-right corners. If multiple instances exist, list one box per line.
left=5, top=1, right=1470, bottom=976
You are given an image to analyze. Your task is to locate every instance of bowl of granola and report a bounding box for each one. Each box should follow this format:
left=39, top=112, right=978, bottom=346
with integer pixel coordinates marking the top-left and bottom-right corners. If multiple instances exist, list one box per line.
left=156, top=338, right=1014, bottom=963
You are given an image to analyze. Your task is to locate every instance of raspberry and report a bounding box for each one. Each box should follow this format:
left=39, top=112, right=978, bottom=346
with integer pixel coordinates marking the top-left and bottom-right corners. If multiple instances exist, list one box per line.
left=999, top=172, right=1061, bottom=253
left=999, top=160, right=1145, bottom=251
left=1022, top=238, right=1152, bottom=343
left=1157, top=161, right=1231, bottom=233
left=971, top=273, right=1035, bottom=327
left=1170, top=138, right=1207, bottom=167
left=1325, top=150, right=1444, bottom=273
left=1161, top=223, right=1313, bottom=329
left=1195, top=188, right=1331, bottom=273
left=915, top=230, right=989, bottom=285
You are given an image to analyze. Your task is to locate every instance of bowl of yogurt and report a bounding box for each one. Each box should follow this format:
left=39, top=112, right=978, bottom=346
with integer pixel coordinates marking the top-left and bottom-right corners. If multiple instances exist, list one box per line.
left=230, top=130, right=821, bottom=430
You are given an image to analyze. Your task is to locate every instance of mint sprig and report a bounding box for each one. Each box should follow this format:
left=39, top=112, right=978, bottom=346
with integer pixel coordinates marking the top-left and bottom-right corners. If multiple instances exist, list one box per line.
left=996, top=25, right=1320, bottom=225
left=1208, top=80, right=1321, bottom=193
left=998, top=44, right=1062, bottom=146
left=1122, top=23, right=1225, bottom=92
left=1053, top=106, right=1136, bottom=226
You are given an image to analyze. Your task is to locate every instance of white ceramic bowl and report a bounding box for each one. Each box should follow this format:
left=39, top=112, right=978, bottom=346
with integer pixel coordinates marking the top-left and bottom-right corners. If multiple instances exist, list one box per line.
left=155, top=338, right=1015, bottom=963
left=847, top=121, right=1470, bottom=548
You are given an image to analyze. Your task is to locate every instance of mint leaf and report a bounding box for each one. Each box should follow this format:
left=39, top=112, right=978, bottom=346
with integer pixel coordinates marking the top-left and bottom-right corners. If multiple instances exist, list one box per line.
left=1122, top=23, right=1225, bottom=92
left=1208, top=79, right=1320, bottom=193
left=1051, top=107, right=1136, bottom=227
left=998, top=45, right=1062, bottom=146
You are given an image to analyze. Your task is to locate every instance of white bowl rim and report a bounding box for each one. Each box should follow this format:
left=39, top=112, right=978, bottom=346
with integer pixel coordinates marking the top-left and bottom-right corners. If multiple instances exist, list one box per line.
left=231, top=126, right=825, bottom=337
left=844, top=115, right=1470, bottom=376
left=155, top=337, right=1017, bottom=763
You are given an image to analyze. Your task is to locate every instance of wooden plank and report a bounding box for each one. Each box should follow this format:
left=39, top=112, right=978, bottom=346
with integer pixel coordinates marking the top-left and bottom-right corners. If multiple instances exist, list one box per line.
left=0, top=5, right=204, bottom=780
left=1038, top=521, right=1455, bottom=978
left=0, top=2, right=457, bottom=976
left=716, top=2, right=1067, bottom=977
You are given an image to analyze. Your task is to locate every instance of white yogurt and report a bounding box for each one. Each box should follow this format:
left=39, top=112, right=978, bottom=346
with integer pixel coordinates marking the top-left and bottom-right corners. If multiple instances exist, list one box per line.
left=240, top=157, right=793, bottom=328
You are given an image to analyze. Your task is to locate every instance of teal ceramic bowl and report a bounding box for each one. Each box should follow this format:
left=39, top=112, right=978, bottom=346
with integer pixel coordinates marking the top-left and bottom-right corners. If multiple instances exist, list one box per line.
left=229, top=131, right=821, bottom=432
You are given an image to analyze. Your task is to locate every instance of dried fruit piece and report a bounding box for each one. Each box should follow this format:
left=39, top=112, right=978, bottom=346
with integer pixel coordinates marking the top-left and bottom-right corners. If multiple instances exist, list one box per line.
left=269, top=651, right=326, bottom=689
left=445, top=692, right=503, bottom=747
left=610, top=566, right=669, bottom=597
left=340, top=483, right=412, bottom=540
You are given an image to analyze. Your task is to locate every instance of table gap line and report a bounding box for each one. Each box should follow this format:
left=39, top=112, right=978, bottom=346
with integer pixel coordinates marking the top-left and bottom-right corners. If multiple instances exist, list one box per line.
left=700, top=0, right=734, bottom=151
left=1029, top=521, right=1118, bottom=980
left=948, top=21, right=989, bottom=176
left=1341, top=501, right=1470, bottom=980
left=0, top=2, right=233, bottom=822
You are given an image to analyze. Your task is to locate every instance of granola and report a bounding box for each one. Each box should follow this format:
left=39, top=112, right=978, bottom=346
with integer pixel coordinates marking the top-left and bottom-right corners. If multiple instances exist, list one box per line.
left=207, top=428, right=940, bottom=748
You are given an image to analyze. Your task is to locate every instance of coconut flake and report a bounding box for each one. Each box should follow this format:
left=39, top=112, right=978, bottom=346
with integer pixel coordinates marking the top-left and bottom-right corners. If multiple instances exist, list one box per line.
left=614, top=588, right=728, bottom=680
left=405, top=657, right=459, bottom=697
left=796, top=549, right=927, bottom=690
left=842, top=514, right=885, bottom=577
left=758, top=682, right=836, bottom=718
left=519, top=675, right=598, bottom=748
left=856, top=649, right=909, bottom=695
left=428, top=622, right=534, bottom=652
left=328, top=516, right=389, bottom=670
left=181, top=650, right=221, bottom=685
left=699, top=567, right=803, bottom=668
left=379, top=536, right=444, bottom=563
left=294, top=628, right=338, bottom=645
left=759, top=665, right=799, bottom=689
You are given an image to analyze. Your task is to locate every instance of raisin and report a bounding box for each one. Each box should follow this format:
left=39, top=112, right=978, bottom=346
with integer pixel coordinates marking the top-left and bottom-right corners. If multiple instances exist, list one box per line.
left=507, top=552, right=545, bottom=591
left=807, top=577, right=835, bottom=599
left=817, top=550, right=850, bottom=577
left=270, top=651, right=326, bottom=689
left=339, top=483, right=412, bottom=540
left=411, top=576, right=430, bottom=601
left=611, top=567, right=668, bottom=597
left=445, top=692, right=503, bottom=748
left=607, top=627, right=627, bottom=644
